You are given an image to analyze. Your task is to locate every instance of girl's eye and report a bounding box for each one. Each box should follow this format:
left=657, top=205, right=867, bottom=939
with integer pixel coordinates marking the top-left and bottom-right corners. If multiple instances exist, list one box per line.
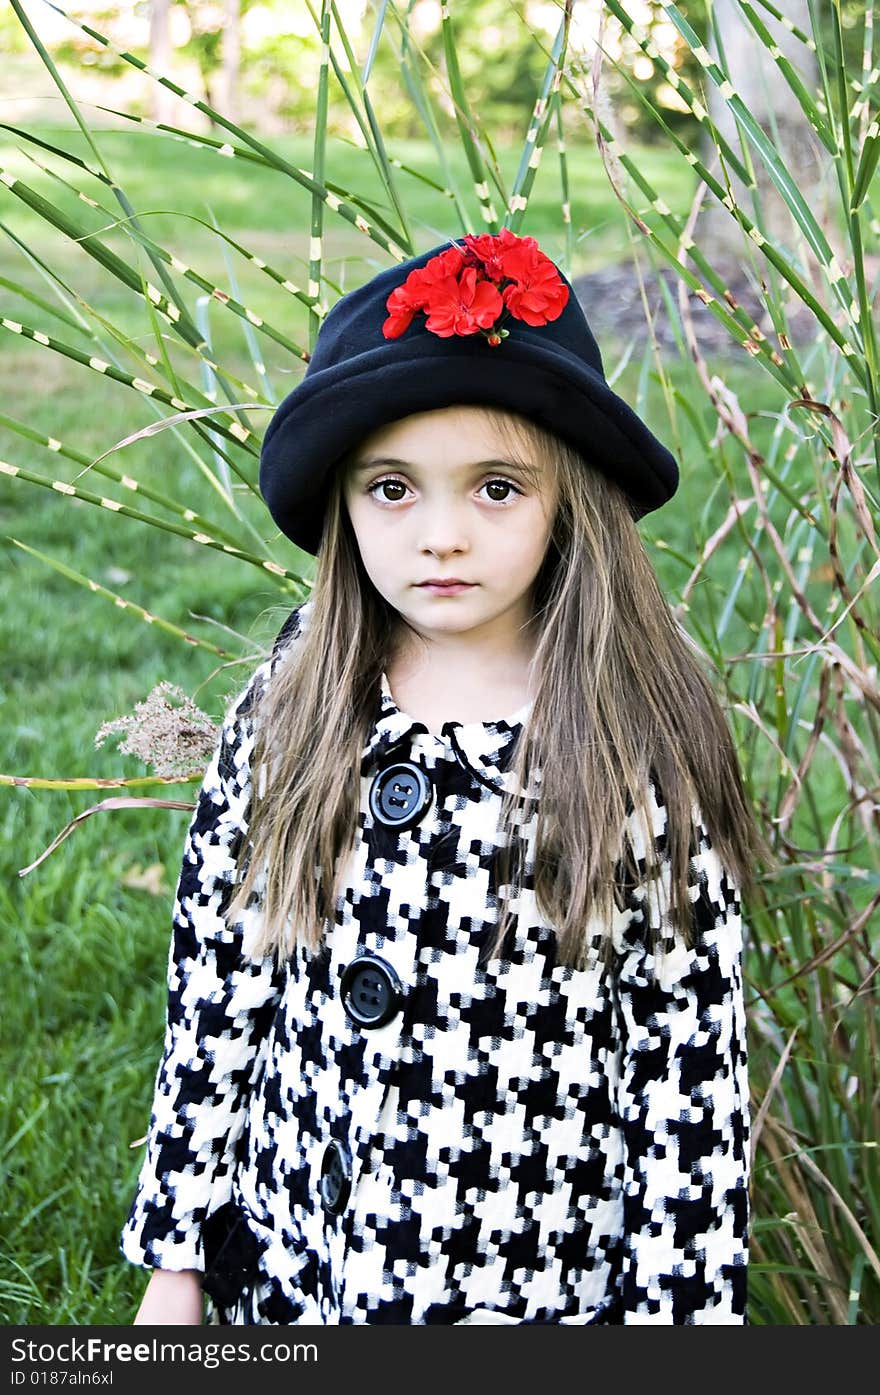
left=365, top=476, right=522, bottom=504
left=480, top=477, right=521, bottom=503
left=367, top=477, right=410, bottom=503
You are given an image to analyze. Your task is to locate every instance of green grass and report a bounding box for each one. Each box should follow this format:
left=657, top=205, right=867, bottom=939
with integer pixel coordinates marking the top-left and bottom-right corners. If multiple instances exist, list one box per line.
left=0, top=128, right=856, bottom=1323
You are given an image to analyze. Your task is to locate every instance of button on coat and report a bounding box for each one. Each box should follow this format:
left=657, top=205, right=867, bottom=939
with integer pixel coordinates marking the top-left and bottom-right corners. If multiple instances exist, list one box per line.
left=121, top=599, right=750, bottom=1325
left=340, top=953, right=404, bottom=1029
left=320, top=1141, right=352, bottom=1216
left=368, top=760, right=434, bottom=829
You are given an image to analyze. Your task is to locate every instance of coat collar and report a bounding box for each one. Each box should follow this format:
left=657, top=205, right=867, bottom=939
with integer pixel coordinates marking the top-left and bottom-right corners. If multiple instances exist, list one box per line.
left=283, top=600, right=534, bottom=796
left=360, top=672, right=534, bottom=796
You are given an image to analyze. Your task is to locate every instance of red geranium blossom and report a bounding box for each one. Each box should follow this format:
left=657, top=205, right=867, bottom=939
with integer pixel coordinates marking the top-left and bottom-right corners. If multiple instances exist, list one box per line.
left=422, top=266, right=503, bottom=338
left=382, top=246, right=467, bottom=339
left=382, top=281, right=423, bottom=339
left=419, top=244, right=466, bottom=286
left=463, top=227, right=540, bottom=284
left=382, top=231, right=567, bottom=345
left=501, top=248, right=568, bottom=326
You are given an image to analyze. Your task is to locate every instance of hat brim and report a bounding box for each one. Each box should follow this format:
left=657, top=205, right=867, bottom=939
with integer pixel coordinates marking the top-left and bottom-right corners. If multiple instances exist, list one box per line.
left=260, top=335, right=678, bottom=555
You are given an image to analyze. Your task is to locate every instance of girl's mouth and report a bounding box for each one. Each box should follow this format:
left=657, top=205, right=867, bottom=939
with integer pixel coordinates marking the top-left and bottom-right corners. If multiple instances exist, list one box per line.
left=416, top=581, right=475, bottom=594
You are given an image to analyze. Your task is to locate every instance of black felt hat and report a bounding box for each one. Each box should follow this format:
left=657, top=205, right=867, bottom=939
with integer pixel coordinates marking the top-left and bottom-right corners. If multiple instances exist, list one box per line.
left=260, top=232, right=679, bottom=555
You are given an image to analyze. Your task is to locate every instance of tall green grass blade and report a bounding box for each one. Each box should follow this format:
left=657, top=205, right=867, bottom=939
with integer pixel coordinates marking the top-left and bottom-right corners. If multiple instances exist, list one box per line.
left=313, top=1, right=415, bottom=252
left=825, top=0, right=880, bottom=460
left=855, top=3, right=877, bottom=148
left=440, top=0, right=499, bottom=230
left=738, top=2, right=838, bottom=155
left=507, top=5, right=571, bottom=235
left=308, top=0, right=332, bottom=354
left=0, top=411, right=250, bottom=548
left=0, top=456, right=304, bottom=586
left=847, top=1251, right=867, bottom=1323
left=553, top=87, right=574, bottom=266
left=851, top=124, right=880, bottom=210
left=601, top=0, right=754, bottom=186
left=0, top=116, right=375, bottom=299
left=0, top=217, right=270, bottom=515
left=0, top=311, right=264, bottom=455
left=9, top=540, right=237, bottom=657
left=389, top=4, right=473, bottom=232
left=0, top=162, right=202, bottom=347
left=1, top=774, right=200, bottom=792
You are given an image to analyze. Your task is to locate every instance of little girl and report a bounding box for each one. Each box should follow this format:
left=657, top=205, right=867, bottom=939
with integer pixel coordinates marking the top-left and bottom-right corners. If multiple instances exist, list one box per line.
left=122, top=230, right=767, bottom=1325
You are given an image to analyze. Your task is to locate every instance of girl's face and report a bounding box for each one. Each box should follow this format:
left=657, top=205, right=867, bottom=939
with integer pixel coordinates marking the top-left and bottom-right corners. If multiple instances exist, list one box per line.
left=342, top=405, right=558, bottom=650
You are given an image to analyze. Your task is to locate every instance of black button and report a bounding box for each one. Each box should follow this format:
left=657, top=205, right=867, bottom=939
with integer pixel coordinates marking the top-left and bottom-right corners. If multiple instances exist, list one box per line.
left=319, top=1139, right=351, bottom=1216
left=368, top=761, right=433, bottom=830
left=340, top=953, right=404, bottom=1029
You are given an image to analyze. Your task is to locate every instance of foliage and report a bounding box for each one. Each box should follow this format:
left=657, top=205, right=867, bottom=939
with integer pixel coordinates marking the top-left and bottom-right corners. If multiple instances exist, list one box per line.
left=1, top=0, right=878, bottom=1325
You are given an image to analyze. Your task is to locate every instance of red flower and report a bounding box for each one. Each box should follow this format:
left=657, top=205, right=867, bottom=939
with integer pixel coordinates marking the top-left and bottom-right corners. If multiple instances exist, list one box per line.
left=382, top=231, right=567, bottom=345
left=463, top=227, right=540, bottom=284
left=420, top=244, right=466, bottom=286
left=382, top=281, right=423, bottom=339
left=422, top=266, right=503, bottom=338
left=501, top=247, right=568, bottom=326
left=382, top=246, right=467, bottom=339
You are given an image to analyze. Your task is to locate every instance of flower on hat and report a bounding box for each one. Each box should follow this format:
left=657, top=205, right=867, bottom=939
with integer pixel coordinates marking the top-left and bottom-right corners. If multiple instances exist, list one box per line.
left=422, top=266, right=503, bottom=338
left=382, top=245, right=466, bottom=338
left=382, top=229, right=568, bottom=347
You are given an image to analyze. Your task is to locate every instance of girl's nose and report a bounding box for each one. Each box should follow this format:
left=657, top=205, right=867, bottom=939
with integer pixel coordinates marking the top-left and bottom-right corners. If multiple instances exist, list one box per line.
left=419, top=536, right=470, bottom=560
left=417, top=508, right=470, bottom=558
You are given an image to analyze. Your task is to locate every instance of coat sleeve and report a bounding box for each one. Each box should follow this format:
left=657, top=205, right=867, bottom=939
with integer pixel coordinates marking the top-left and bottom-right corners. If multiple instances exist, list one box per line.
left=120, top=606, right=307, bottom=1272
left=611, top=782, right=750, bottom=1324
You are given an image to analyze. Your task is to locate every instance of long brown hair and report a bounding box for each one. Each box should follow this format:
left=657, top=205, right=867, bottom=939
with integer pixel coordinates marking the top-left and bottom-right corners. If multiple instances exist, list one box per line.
left=227, top=406, right=772, bottom=970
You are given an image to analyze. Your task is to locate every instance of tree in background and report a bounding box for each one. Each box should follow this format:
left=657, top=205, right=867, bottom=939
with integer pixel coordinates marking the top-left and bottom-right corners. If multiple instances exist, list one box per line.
left=148, top=0, right=172, bottom=121
left=702, top=0, right=828, bottom=257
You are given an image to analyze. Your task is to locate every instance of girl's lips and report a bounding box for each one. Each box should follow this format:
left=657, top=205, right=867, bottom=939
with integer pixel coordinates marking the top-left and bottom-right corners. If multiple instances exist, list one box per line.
left=416, top=581, right=475, bottom=594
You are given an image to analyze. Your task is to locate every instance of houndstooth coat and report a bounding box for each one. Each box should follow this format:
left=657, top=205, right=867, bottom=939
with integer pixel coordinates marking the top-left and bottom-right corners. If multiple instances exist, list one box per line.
left=121, top=599, right=750, bottom=1325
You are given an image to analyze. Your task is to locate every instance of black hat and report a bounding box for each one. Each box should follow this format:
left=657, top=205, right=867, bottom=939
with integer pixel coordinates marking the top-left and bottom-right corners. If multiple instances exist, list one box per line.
left=260, top=231, right=678, bottom=555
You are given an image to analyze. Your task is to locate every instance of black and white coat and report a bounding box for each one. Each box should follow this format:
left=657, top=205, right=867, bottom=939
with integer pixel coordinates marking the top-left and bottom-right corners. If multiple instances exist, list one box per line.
left=121, top=600, right=750, bottom=1325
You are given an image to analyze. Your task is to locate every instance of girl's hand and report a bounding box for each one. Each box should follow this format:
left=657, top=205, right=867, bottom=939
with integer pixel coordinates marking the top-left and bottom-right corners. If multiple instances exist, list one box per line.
left=133, top=1268, right=203, bottom=1325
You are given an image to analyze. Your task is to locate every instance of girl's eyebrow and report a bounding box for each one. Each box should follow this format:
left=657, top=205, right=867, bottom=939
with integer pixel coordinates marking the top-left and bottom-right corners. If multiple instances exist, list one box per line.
left=351, top=456, right=533, bottom=476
